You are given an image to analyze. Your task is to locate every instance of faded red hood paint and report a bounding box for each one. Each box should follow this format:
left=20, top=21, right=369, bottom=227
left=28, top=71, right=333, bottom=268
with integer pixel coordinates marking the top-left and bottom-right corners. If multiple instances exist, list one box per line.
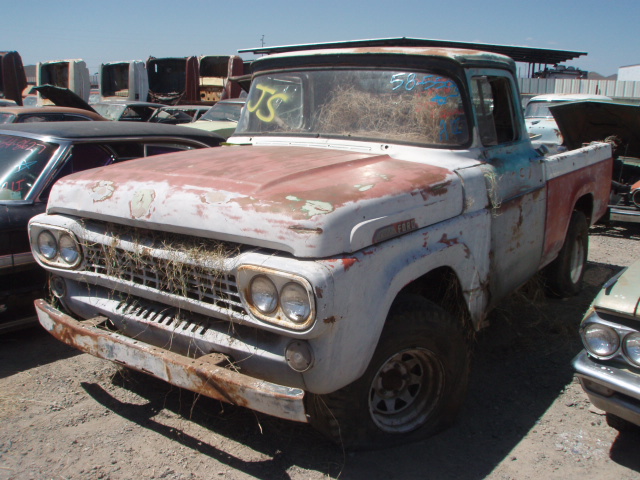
left=48, top=145, right=463, bottom=257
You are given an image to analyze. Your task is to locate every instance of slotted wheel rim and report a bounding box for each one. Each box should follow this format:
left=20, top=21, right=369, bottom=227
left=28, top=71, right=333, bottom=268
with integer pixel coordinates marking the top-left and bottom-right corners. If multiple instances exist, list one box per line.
left=569, top=235, right=586, bottom=284
left=368, top=347, right=444, bottom=433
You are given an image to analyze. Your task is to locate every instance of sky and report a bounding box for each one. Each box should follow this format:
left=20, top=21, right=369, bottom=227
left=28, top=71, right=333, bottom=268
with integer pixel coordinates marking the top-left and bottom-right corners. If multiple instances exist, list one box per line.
left=4, top=0, right=639, bottom=77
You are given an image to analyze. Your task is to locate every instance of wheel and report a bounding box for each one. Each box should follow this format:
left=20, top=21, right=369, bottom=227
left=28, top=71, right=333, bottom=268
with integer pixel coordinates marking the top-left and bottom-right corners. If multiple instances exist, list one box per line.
left=543, top=210, right=588, bottom=298
left=306, top=294, right=470, bottom=450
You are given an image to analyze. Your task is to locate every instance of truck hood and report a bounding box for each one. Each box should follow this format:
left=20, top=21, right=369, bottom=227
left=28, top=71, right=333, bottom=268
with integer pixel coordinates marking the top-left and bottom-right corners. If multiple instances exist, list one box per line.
left=31, top=84, right=99, bottom=114
left=550, top=100, right=640, bottom=157
left=593, top=260, right=640, bottom=320
left=47, top=145, right=463, bottom=257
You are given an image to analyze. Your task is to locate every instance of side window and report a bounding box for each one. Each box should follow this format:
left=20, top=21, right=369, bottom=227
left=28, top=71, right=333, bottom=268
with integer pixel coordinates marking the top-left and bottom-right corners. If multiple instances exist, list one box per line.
left=19, top=114, right=63, bottom=123
left=40, top=144, right=114, bottom=199
left=61, top=114, right=93, bottom=121
left=145, top=143, right=196, bottom=156
left=471, top=76, right=518, bottom=146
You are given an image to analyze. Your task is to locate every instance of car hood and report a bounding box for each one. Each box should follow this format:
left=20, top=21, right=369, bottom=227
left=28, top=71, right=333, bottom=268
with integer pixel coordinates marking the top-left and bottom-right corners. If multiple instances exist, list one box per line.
left=31, top=85, right=98, bottom=114
left=593, top=260, right=640, bottom=319
left=46, top=145, right=463, bottom=257
left=550, top=101, right=640, bottom=157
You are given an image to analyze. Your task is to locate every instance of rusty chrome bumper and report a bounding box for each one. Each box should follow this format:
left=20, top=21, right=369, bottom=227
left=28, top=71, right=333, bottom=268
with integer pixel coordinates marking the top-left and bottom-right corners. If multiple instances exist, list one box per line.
left=34, top=299, right=308, bottom=423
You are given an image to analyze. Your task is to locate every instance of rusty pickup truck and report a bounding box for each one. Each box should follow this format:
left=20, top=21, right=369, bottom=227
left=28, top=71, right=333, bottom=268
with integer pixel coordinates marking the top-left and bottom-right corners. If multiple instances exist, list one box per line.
left=29, top=45, right=612, bottom=449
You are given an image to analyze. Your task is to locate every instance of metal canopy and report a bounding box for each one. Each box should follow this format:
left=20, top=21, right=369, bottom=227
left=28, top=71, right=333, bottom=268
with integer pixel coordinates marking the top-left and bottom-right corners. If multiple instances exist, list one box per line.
left=239, top=37, right=586, bottom=66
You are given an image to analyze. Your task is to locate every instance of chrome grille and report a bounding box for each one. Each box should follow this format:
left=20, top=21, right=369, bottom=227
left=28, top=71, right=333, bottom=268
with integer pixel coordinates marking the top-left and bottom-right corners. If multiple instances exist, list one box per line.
left=81, top=225, right=246, bottom=317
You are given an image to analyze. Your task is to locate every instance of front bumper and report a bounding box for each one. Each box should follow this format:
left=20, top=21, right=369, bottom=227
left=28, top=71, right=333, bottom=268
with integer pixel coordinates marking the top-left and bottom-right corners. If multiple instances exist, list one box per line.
left=35, top=298, right=308, bottom=423
left=573, top=350, right=640, bottom=427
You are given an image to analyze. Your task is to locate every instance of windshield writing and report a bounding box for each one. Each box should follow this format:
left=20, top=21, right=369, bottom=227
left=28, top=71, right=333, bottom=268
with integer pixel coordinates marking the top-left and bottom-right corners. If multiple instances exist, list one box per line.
left=0, top=136, right=58, bottom=200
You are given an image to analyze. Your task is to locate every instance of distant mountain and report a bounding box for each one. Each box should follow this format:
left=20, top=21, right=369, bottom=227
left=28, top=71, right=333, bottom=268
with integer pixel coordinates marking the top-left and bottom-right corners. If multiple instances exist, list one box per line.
left=587, top=72, right=617, bottom=81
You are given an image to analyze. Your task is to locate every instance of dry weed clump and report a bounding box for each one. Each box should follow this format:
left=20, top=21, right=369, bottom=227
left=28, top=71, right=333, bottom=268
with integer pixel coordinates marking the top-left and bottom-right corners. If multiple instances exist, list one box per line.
left=84, top=224, right=240, bottom=302
left=315, top=85, right=464, bottom=145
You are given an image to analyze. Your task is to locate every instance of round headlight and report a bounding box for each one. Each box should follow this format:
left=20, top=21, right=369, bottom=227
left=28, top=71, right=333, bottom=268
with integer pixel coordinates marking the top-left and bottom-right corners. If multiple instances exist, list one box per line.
left=58, top=234, right=80, bottom=265
left=582, top=323, right=620, bottom=358
left=623, top=332, right=640, bottom=367
left=280, top=282, right=311, bottom=323
left=250, top=275, right=278, bottom=314
left=37, top=230, right=58, bottom=260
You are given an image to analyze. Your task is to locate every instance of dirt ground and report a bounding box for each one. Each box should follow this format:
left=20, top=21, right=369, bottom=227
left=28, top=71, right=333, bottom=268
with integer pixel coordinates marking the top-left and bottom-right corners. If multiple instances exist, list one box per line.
left=1, top=223, right=640, bottom=480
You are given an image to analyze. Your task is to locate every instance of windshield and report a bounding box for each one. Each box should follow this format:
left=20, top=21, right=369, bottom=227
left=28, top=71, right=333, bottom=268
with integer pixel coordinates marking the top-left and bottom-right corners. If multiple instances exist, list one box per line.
left=201, top=102, right=244, bottom=122
left=236, top=69, right=468, bottom=146
left=92, top=103, right=126, bottom=121
left=0, top=135, right=58, bottom=200
left=524, top=101, right=558, bottom=118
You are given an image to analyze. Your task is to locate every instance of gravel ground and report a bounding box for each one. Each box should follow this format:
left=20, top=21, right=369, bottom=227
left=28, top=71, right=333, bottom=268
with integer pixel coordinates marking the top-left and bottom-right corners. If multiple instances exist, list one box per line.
left=1, top=223, right=639, bottom=480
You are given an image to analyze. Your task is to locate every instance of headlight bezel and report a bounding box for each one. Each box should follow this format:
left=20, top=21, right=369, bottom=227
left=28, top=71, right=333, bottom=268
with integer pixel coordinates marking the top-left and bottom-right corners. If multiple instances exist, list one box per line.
left=31, top=224, right=83, bottom=269
left=239, top=265, right=316, bottom=331
left=581, top=310, right=640, bottom=368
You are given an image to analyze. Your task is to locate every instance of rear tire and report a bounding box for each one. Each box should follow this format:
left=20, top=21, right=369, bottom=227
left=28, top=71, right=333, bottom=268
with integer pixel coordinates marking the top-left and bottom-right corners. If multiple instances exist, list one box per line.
left=544, top=210, right=588, bottom=298
left=306, top=294, right=470, bottom=450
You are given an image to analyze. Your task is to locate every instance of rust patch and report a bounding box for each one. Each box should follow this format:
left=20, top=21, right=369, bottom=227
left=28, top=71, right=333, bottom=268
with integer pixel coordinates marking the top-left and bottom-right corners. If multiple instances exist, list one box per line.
left=315, top=287, right=323, bottom=299
left=438, top=233, right=459, bottom=247
left=323, top=316, right=336, bottom=324
left=289, top=225, right=324, bottom=234
left=342, top=258, right=358, bottom=271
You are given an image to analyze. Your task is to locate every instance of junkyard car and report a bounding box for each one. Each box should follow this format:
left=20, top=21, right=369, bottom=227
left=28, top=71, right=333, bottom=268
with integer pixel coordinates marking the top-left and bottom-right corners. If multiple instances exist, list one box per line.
left=148, top=105, right=210, bottom=125
left=573, top=260, right=640, bottom=432
left=92, top=101, right=166, bottom=122
left=524, top=94, right=611, bottom=154
left=551, top=100, right=640, bottom=224
left=0, top=106, right=106, bottom=124
left=0, top=122, right=223, bottom=332
left=185, top=99, right=245, bottom=139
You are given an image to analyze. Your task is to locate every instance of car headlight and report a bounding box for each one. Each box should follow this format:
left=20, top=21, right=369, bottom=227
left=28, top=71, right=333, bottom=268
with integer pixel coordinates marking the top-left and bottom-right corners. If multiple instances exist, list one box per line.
left=59, top=233, right=80, bottom=265
left=31, top=225, right=82, bottom=269
left=280, top=282, right=311, bottom=323
left=250, top=275, right=278, bottom=314
left=239, top=266, right=315, bottom=330
left=582, top=323, right=620, bottom=358
left=37, top=230, right=58, bottom=260
left=623, top=332, right=640, bottom=367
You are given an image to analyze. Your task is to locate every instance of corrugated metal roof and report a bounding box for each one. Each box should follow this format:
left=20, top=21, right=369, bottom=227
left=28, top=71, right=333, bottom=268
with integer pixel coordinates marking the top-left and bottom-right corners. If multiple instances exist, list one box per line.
left=239, top=37, right=586, bottom=65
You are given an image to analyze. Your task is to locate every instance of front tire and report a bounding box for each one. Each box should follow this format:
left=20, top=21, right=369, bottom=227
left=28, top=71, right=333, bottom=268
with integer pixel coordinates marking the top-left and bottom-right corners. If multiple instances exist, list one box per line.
left=306, top=294, right=470, bottom=450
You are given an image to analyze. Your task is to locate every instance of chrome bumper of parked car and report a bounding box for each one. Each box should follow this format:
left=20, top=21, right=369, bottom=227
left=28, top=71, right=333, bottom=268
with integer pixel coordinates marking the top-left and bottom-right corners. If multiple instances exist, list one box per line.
left=573, top=350, right=640, bottom=427
left=34, top=299, right=308, bottom=423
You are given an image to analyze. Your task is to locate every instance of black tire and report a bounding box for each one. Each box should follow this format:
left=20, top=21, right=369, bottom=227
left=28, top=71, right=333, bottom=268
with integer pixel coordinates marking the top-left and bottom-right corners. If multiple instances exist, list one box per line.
left=543, top=210, right=588, bottom=298
left=306, top=294, right=470, bottom=450
left=606, top=412, right=640, bottom=433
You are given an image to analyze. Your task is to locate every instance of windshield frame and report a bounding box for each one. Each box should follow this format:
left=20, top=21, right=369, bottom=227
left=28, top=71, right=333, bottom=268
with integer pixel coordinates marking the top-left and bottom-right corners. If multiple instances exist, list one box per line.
left=236, top=65, right=472, bottom=149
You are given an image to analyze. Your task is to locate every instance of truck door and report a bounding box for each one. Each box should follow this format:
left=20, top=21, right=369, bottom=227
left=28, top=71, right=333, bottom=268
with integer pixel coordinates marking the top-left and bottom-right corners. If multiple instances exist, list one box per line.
left=469, top=70, right=546, bottom=305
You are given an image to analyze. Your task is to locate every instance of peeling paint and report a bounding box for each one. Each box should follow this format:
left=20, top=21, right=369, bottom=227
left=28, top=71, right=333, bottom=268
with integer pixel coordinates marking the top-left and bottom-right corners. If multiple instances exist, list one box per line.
left=130, top=189, right=156, bottom=219
left=200, top=191, right=229, bottom=204
left=354, top=184, right=374, bottom=192
left=301, top=200, right=334, bottom=216
left=91, top=181, right=116, bottom=203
